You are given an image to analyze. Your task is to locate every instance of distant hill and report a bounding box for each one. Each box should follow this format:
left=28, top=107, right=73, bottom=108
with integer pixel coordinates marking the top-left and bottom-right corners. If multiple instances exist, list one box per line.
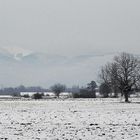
left=0, top=46, right=119, bottom=87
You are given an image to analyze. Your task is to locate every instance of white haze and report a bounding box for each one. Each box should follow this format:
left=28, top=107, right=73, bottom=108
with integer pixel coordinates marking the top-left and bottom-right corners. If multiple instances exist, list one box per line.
left=0, top=0, right=140, bottom=87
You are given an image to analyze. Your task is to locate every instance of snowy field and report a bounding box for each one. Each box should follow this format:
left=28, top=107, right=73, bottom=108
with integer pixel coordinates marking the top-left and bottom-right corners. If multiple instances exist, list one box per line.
left=0, top=98, right=140, bottom=140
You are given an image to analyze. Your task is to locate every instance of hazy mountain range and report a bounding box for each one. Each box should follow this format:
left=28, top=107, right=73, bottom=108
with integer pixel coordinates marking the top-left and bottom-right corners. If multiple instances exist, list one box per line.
left=0, top=46, right=117, bottom=88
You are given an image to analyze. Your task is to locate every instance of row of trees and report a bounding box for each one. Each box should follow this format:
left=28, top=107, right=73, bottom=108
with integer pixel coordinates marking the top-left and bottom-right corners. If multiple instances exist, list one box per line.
left=0, top=85, right=49, bottom=96
left=1, top=52, right=139, bottom=102
left=72, top=81, right=97, bottom=98
left=51, top=52, right=140, bottom=102
left=50, top=81, right=97, bottom=98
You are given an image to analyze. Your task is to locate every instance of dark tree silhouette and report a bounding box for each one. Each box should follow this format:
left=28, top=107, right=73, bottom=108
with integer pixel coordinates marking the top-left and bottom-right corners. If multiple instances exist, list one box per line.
left=50, top=84, right=66, bottom=98
left=33, top=93, right=43, bottom=99
left=87, top=81, right=97, bottom=98
left=99, top=83, right=111, bottom=98
left=99, top=52, right=140, bottom=102
left=99, top=63, right=119, bottom=97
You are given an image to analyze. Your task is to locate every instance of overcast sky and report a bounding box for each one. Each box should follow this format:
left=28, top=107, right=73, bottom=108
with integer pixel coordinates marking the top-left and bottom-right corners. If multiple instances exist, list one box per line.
left=0, top=0, right=140, bottom=87
left=0, top=0, right=140, bottom=56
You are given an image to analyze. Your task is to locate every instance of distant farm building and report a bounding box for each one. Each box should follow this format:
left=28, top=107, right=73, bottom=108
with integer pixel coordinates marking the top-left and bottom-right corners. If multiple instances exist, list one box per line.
left=20, top=92, right=72, bottom=98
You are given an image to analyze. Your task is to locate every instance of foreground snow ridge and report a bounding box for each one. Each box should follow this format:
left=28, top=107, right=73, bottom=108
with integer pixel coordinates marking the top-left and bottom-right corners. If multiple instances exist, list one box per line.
left=0, top=99, right=140, bottom=140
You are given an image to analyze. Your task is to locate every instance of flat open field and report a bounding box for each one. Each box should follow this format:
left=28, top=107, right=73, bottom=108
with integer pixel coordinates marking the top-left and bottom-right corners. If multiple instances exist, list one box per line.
left=0, top=98, right=140, bottom=140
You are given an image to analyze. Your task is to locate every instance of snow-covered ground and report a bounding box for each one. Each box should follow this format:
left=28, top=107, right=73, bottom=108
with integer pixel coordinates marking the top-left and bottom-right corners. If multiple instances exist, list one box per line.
left=0, top=98, right=140, bottom=140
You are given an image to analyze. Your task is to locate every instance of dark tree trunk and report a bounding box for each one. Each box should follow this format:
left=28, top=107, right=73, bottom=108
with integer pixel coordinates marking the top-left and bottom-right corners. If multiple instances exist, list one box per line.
left=93, top=91, right=96, bottom=98
left=124, top=92, right=129, bottom=102
left=103, top=93, right=108, bottom=98
left=56, top=92, right=60, bottom=98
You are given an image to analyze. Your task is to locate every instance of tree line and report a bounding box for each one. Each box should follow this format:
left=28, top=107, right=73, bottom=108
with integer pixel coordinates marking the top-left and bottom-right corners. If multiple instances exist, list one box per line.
left=0, top=85, right=49, bottom=96
left=51, top=52, right=140, bottom=102
left=0, top=52, right=140, bottom=102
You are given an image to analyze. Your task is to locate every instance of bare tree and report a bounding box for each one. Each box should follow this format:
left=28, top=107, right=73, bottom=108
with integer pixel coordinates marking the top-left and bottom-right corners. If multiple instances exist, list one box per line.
left=99, top=63, right=119, bottom=97
left=114, top=53, right=140, bottom=102
left=99, top=52, right=140, bottom=102
left=50, top=83, right=66, bottom=98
